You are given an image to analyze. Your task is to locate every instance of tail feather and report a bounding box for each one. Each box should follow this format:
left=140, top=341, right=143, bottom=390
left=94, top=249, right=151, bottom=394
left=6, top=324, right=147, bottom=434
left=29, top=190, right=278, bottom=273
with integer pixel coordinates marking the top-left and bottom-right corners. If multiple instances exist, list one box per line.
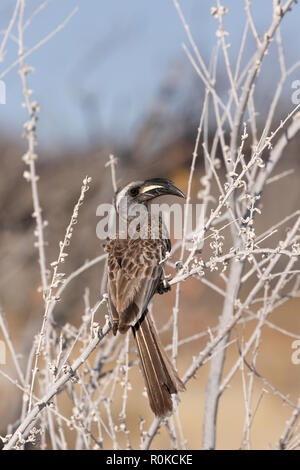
left=132, top=311, right=185, bottom=417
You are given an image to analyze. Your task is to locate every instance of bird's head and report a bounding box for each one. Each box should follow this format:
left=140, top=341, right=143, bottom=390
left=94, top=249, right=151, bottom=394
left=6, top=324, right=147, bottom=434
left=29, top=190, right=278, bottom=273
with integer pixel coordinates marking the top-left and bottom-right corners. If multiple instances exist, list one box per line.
left=115, top=177, right=185, bottom=212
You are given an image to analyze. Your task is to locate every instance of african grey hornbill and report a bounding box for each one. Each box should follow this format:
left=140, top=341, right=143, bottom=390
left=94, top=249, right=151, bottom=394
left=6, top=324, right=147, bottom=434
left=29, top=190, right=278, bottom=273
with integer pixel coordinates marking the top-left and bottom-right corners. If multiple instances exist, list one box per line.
left=105, top=178, right=185, bottom=417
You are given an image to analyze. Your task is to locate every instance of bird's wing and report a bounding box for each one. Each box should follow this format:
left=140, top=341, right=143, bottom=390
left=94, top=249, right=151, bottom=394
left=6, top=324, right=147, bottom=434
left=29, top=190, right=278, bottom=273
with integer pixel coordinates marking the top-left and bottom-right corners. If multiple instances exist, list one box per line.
left=106, top=238, right=166, bottom=332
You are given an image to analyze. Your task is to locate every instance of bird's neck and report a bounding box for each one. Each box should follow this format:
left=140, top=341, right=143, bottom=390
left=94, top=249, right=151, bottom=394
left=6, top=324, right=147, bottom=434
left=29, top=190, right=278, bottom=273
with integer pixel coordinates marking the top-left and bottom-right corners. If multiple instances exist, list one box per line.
left=116, top=205, right=166, bottom=241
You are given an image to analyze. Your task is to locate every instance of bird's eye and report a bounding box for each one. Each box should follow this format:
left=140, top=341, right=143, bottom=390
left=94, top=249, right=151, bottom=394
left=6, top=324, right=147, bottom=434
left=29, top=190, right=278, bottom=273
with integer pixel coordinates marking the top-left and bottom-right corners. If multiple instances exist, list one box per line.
left=129, top=187, right=139, bottom=197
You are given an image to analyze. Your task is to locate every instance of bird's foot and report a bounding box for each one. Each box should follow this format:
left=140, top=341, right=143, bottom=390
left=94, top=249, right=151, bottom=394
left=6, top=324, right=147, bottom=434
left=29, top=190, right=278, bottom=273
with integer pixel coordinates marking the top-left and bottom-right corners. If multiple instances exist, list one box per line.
left=157, top=279, right=171, bottom=295
left=112, top=320, right=119, bottom=336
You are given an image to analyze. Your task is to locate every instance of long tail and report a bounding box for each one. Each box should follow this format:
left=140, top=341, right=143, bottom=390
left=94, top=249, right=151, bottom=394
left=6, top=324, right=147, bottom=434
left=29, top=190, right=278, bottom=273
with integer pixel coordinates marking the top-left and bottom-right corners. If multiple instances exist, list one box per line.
left=132, top=310, right=185, bottom=418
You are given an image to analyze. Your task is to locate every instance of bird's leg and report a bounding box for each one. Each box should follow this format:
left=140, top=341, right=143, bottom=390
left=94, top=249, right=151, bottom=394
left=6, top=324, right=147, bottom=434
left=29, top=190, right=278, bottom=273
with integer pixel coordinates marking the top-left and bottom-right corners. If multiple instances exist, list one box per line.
left=157, top=278, right=171, bottom=295
left=108, top=299, right=120, bottom=335
left=112, top=319, right=119, bottom=336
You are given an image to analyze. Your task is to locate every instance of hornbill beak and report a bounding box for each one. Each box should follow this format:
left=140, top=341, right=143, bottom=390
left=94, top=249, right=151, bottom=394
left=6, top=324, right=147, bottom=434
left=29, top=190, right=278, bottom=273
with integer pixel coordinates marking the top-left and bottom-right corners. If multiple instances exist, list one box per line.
left=138, top=178, right=185, bottom=202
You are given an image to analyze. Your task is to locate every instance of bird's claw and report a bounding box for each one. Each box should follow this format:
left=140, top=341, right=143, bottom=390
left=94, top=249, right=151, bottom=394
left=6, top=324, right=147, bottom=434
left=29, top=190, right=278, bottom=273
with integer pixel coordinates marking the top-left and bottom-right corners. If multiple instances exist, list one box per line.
left=157, top=279, right=171, bottom=295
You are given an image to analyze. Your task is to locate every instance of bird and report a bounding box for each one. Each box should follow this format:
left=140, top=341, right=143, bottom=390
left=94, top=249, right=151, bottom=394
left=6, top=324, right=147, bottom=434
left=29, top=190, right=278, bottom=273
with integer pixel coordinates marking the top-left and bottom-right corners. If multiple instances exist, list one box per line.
left=104, top=177, right=185, bottom=417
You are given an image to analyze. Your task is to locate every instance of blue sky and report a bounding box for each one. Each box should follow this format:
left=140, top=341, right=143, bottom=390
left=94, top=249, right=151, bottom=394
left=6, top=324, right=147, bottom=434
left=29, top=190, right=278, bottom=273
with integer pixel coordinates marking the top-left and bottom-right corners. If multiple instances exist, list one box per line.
left=0, top=0, right=299, bottom=153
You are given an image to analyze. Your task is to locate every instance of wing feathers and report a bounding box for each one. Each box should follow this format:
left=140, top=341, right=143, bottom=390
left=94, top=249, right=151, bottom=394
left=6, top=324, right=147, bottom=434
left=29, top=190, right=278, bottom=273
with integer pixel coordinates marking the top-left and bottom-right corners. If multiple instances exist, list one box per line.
left=105, top=236, right=184, bottom=417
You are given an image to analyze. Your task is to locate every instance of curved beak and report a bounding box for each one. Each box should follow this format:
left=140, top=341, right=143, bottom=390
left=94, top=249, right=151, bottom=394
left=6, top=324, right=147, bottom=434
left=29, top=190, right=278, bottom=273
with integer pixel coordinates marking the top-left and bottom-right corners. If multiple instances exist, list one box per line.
left=138, top=178, right=185, bottom=202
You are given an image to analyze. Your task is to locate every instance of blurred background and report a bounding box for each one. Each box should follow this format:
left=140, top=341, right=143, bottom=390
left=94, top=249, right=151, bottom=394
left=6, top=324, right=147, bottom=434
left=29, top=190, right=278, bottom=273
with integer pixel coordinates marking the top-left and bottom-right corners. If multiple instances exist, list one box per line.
left=0, top=0, right=299, bottom=449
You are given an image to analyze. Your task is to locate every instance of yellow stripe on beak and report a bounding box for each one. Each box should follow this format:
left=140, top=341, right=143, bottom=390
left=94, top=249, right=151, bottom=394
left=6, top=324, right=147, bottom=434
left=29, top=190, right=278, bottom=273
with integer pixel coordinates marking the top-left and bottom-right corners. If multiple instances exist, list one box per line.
left=140, top=185, right=164, bottom=194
